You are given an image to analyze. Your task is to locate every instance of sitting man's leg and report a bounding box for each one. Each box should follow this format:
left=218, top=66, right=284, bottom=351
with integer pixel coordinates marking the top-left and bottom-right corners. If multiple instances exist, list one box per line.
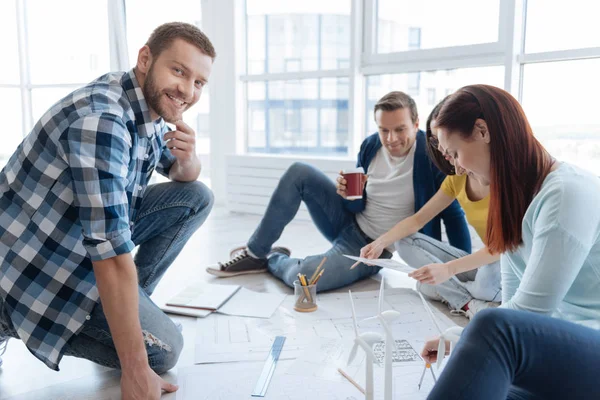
left=267, top=221, right=389, bottom=292
left=63, top=287, right=183, bottom=374
left=133, top=180, right=214, bottom=295
left=207, top=162, right=359, bottom=280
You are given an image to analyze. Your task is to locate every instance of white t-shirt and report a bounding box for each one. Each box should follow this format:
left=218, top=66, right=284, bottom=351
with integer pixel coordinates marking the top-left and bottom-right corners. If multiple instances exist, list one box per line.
left=355, top=144, right=416, bottom=250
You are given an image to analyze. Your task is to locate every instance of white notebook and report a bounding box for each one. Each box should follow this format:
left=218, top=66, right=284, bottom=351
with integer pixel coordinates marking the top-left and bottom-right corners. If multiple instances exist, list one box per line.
left=166, top=284, right=241, bottom=311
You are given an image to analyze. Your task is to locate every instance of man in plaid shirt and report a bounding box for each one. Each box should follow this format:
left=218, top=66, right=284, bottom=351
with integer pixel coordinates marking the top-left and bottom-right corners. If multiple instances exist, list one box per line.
left=0, top=22, right=214, bottom=399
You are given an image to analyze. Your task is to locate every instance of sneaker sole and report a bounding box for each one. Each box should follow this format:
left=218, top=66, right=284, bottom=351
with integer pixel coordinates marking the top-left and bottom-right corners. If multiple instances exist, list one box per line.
left=206, top=267, right=268, bottom=278
left=229, top=246, right=291, bottom=259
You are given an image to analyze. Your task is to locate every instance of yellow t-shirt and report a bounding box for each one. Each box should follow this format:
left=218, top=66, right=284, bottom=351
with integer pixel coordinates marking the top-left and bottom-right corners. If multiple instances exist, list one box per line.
left=441, top=175, right=490, bottom=244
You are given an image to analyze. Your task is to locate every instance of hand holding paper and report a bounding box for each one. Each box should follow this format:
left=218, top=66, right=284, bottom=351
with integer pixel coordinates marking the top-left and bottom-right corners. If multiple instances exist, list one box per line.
left=408, top=263, right=454, bottom=285
left=343, top=255, right=414, bottom=274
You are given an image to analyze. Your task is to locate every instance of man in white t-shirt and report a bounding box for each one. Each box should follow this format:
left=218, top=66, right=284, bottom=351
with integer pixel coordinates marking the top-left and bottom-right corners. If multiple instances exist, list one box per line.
left=207, top=91, right=471, bottom=291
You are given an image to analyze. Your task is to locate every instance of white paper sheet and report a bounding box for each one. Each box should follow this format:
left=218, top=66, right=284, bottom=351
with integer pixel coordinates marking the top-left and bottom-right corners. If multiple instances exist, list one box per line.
left=217, top=288, right=287, bottom=319
left=167, top=283, right=241, bottom=310
left=285, top=336, right=439, bottom=399
left=195, top=288, right=455, bottom=365
left=343, top=255, right=414, bottom=274
left=152, top=291, right=214, bottom=318
left=176, top=361, right=363, bottom=400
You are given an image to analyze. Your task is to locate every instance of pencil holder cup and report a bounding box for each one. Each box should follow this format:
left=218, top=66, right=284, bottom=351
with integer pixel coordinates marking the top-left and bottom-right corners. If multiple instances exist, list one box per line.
left=293, top=280, right=318, bottom=312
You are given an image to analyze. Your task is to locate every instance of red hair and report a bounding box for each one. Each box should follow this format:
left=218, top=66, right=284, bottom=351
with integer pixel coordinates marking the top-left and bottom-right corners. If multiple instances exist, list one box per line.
left=435, top=85, right=553, bottom=253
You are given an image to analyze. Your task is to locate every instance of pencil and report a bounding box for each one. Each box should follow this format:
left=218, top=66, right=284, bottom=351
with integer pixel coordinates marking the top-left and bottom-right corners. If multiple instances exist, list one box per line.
left=338, top=368, right=365, bottom=395
left=309, top=257, right=327, bottom=283
left=311, top=269, right=325, bottom=286
left=350, top=260, right=361, bottom=270
left=299, top=274, right=312, bottom=303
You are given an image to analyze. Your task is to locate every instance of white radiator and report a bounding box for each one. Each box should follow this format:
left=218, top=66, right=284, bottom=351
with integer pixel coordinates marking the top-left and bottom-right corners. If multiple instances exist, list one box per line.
left=226, top=154, right=356, bottom=220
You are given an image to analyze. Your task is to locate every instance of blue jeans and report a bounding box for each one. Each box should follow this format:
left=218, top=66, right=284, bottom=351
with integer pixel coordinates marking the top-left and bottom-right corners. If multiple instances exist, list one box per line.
left=0, top=181, right=213, bottom=373
left=247, top=162, right=388, bottom=292
left=428, top=308, right=600, bottom=400
left=395, top=233, right=501, bottom=310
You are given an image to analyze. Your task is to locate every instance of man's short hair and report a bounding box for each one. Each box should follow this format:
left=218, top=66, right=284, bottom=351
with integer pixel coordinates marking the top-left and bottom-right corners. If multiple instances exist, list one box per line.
left=146, top=22, right=216, bottom=60
left=374, top=91, right=418, bottom=124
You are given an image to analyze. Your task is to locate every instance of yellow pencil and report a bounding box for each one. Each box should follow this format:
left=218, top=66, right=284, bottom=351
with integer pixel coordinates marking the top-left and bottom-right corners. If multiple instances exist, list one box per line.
left=338, top=368, right=365, bottom=395
left=299, top=274, right=312, bottom=303
left=309, top=257, right=327, bottom=283
left=311, top=269, right=325, bottom=286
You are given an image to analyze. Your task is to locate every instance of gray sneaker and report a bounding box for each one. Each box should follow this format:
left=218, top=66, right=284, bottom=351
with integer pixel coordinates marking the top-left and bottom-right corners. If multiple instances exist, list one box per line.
left=207, top=247, right=291, bottom=278
left=0, top=335, right=8, bottom=368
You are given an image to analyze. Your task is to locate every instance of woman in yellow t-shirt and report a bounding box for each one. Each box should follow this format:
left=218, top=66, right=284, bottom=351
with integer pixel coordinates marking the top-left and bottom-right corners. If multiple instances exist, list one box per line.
left=360, top=97, right=501, bottom=319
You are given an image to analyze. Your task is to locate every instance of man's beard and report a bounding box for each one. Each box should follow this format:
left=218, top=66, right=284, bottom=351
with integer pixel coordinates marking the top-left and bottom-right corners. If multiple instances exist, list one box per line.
left=142, top=64, right=187, bottom=123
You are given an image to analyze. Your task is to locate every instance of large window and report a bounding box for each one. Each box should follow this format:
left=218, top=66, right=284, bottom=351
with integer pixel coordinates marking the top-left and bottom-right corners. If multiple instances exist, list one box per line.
left=244, top=0, right=351, bottom=155
left=238, top=0, right=600, bottom=174
left=26, top=0, right=110, bottom=86
left=376, top=0, right=500, bottom=53
left=525, top=0, right=600, bottom=53
left=365, top=67, right=504, bottom=133
left=247, top=78, right=348, bottom=154
left=0, top=1, right=20, bottom=85
left=1, top=0, right=110, bottom=166
left=520, top=1, right=600, bottom=173
left=522, top=59, right=600, bottom=173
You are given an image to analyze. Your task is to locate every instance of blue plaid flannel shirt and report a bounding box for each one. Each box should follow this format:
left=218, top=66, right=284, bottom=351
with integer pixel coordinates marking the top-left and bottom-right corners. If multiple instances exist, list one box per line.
left=0, top=70, right=176, bottom=370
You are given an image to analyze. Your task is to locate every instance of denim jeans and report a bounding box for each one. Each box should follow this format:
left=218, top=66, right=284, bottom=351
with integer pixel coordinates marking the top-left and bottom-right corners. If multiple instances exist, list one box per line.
left=1, top=181, right=213, bottom=373
left=248, top=162, right=388, bottom=292
left=395, top=233, right=501, bottom=310
left=428, top=308, right=600, bottom=400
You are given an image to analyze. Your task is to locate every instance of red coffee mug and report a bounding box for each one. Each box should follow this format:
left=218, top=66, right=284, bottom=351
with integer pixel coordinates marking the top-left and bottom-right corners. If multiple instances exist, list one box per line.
left=342, top=167, right=366, bottom=200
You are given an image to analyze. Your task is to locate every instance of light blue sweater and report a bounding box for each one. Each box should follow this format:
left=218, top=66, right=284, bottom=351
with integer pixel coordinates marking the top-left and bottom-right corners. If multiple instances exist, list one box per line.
left=501, top=163, right=600, bottom=328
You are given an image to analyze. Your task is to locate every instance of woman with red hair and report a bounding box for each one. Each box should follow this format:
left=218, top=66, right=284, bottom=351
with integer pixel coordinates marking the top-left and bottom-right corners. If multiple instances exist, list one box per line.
left=423, top=85, right=600, bottom=399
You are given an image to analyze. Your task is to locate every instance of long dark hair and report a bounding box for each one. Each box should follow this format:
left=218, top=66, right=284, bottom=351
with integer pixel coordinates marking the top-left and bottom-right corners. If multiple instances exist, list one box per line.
left=436, top=85, right=554, bottom=254
left=425, top=96, right=455, bottom=175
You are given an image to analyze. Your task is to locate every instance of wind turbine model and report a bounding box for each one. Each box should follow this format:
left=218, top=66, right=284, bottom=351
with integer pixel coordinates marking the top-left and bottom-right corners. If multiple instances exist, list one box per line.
left=362, top=278, right=401, bottom=400
left=348, top=290, right=383, bottom=400
left=417, top=291, right=463, bottom=370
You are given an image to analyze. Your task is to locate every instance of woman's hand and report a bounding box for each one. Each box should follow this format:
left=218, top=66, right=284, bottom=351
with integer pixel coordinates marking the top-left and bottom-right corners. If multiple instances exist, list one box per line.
left=360, top=240, right=387, bottom=260
left=421, top=337, right=451, bottom=364
left=408, top=263, right=454, bottom=285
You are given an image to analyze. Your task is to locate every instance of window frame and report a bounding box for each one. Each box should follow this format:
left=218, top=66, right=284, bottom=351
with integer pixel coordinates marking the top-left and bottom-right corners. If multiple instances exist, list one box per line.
left=240, top=0, right=358, bottom=156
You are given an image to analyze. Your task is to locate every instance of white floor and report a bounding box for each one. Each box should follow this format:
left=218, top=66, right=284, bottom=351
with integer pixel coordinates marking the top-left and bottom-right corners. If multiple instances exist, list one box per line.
left=0, top=208, right=466, bottom=400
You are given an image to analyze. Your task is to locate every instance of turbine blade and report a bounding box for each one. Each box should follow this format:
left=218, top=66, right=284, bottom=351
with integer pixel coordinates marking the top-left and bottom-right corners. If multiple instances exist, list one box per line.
left=348, top=342, right=359, bottom=365
left=436, top=336, right=446, bottom=370
left=378, top=277, right=385, bottom=314
left=417, top=291, right=443, bottom=334
left=349, top=290, right=358, bottom=336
